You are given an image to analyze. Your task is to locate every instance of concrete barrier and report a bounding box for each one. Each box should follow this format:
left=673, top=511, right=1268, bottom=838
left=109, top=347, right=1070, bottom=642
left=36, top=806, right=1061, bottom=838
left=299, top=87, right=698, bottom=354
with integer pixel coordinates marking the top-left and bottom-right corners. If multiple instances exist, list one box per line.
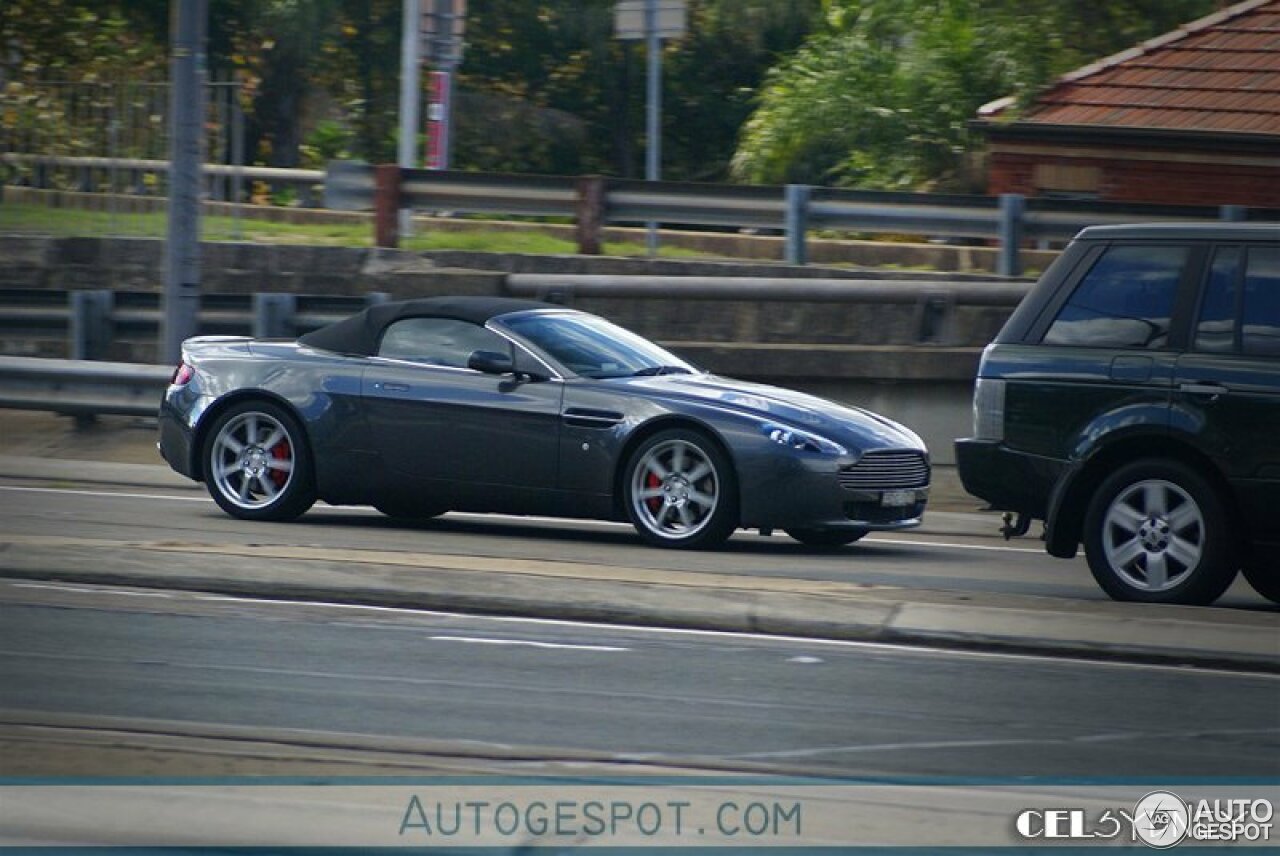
left=0, top=236, right=1025, bottom=462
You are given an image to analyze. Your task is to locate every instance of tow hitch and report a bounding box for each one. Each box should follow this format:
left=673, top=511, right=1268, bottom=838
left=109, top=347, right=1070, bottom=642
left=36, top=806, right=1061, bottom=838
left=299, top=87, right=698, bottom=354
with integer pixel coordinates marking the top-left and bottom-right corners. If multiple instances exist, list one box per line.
left=1000, top=512, right=1032, bottom=540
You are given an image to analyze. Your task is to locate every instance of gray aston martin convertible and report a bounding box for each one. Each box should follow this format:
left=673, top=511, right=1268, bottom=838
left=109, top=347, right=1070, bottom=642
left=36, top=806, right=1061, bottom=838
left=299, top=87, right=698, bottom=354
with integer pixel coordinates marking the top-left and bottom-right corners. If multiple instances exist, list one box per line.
left=158, top=296, right=930, bottom=549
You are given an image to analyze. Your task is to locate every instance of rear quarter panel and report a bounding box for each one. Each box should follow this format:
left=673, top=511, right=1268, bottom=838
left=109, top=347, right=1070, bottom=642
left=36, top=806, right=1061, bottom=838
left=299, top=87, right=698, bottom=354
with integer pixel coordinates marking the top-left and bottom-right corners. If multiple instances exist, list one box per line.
left=185, top=342, right=373, bottom=504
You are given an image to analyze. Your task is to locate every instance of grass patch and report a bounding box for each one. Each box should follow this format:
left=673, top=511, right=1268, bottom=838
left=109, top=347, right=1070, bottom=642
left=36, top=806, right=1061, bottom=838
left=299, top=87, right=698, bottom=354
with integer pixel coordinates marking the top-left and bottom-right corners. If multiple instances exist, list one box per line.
left=0, top=202, right=712, bottom=258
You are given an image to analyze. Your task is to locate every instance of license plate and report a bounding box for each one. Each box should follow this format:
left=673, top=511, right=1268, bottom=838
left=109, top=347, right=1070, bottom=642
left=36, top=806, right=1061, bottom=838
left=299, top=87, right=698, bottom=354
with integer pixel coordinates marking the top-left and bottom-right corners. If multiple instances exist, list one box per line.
left=880, top=490, right=915, bottom=507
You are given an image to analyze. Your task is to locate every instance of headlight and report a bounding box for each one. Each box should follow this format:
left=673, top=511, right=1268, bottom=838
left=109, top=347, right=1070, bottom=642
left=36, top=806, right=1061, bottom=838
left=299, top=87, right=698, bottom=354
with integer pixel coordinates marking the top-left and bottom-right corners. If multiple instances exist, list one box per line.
left=761, top=422, right=847, bottom=456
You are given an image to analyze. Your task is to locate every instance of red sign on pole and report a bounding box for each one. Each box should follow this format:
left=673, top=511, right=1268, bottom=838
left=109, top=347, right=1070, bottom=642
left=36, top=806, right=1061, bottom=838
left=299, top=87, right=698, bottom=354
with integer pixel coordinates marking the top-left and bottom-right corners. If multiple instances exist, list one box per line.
left=426, top=70, right=449, bottom=170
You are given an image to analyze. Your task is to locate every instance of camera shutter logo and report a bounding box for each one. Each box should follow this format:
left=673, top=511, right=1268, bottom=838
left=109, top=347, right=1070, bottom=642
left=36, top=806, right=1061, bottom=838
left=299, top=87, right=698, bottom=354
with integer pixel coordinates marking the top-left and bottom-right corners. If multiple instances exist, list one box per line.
left=1134, top=791, right=1190, bottom=849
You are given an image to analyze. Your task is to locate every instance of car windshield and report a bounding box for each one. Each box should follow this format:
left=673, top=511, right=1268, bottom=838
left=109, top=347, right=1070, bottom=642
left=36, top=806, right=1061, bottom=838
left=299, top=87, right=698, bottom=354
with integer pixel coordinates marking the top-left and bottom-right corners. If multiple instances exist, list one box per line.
left=502, top=311, right=698, bottom=379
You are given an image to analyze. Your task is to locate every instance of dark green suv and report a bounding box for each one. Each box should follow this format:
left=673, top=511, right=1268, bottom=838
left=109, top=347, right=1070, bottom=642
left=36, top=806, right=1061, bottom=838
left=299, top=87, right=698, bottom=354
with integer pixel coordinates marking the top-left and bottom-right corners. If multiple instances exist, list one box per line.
left=956, top=224, right=1280, bottom=606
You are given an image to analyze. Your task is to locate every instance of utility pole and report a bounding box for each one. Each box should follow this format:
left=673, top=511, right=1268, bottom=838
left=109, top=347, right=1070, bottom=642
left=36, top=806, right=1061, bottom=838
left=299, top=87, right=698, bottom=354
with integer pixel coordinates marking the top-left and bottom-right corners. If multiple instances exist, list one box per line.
left=162, top=0, right=208, bottom=364
left=423, top=0, right=466, bottom=171
left=643, top=0, right=660, bottom=255
left=397, top=0, right=422, bottom=238
left=615, top=1, right=684, bottom=257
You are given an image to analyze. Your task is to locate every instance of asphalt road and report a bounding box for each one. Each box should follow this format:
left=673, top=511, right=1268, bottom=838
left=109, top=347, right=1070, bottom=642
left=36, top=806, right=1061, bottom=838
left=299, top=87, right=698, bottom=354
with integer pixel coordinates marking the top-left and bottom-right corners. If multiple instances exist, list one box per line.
left=0, top=480, right=1271, bottom=606
left=1, top=582, right=1277, bottom=779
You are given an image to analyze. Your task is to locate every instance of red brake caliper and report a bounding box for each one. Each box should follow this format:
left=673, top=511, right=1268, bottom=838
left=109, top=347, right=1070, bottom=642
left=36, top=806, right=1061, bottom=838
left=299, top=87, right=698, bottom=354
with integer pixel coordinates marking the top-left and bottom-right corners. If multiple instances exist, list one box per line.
left=645, top=471, right=662, bottom=513
left=270, top=439, right=290, bottom=487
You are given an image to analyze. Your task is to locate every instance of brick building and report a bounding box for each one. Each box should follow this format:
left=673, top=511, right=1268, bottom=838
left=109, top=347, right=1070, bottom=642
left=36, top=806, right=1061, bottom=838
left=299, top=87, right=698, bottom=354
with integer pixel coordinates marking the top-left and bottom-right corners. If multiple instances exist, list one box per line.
left=977, top=0, right=1280, bottom=208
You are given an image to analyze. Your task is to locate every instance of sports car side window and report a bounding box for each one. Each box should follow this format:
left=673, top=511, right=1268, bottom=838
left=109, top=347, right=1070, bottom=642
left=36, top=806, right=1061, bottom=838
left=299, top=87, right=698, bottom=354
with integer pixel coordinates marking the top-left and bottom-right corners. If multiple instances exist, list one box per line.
left=377, top=318, right=507, bottom=368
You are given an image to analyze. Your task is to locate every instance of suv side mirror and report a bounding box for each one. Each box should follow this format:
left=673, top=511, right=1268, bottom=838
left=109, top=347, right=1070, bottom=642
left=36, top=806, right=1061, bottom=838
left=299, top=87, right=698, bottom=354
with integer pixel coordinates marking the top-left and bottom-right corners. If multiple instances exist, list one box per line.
left=468, top=350, right=515, bottom=375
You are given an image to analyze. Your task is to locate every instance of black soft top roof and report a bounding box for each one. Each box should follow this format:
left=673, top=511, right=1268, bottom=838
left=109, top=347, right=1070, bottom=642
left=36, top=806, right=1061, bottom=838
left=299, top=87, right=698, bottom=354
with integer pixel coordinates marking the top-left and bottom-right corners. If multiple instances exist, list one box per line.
left=298, top=296, right=555, bottom=356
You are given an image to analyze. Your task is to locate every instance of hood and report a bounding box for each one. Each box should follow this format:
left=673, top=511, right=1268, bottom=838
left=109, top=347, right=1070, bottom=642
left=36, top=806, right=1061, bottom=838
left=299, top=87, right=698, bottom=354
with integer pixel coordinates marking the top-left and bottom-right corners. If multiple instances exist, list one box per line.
left=608, top=373, right=926, bottom=453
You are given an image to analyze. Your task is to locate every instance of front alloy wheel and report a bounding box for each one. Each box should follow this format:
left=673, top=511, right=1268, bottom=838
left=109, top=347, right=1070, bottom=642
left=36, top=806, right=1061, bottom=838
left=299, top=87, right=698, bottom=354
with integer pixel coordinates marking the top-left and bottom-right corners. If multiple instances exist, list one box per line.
left=1083, top=460, right=1236, bottom=605
left=205, top=400, right=315, bottom=521
left=624, top=429, right=737, bottom=549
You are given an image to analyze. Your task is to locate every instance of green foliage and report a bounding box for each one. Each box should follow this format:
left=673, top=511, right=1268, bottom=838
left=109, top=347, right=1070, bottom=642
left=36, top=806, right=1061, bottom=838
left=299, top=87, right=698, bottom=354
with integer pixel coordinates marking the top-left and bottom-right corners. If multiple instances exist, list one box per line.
left=457, top=0, right=821, bottom=178
left=732, top=0, right=1216, bottom=190
left=0, top=0, right=1218, bottom=192
left=0, top=0, right=165, bottom=82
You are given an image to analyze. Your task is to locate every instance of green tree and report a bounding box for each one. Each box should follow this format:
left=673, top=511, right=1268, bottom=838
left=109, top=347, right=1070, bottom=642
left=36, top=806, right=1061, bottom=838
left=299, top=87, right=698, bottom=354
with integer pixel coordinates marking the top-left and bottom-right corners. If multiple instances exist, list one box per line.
left=732, top=0, right=1216, bottom=190
left=455, top=0, right=820, bottom=179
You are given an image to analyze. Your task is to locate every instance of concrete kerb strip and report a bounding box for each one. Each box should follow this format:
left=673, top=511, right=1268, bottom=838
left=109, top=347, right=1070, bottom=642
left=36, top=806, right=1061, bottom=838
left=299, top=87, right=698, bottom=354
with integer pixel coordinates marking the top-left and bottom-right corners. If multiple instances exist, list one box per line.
left=0, top=533, right=1274, bottom=672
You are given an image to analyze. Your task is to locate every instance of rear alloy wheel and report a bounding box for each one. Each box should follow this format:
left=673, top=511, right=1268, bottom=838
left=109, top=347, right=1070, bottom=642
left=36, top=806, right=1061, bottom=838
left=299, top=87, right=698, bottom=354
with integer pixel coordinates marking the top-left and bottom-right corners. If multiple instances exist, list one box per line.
left=786, top=528, right=869, bottom=547
left=204, top=400, right=315, bottom=521
left=1241, top=562, right=1280, bottom=605
left=1083, top=459, right=1236, bottom=605
left=624, top=429, right=737, bottom=549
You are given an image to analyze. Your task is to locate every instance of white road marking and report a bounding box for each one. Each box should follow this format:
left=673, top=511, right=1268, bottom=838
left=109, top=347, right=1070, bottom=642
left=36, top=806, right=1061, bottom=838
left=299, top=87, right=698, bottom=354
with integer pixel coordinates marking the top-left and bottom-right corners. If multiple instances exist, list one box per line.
left=723, top=725, right=1280, bottom=761
left=0, top=483, right=1041, bottom=554
left=429, top=635, right=629, bottom=652
left=12, top=582, right=173, bottom=598
left=787, top=655, right=823, bottom=664
left=0, top=485, right=209, bottom=503
left=1, top=580, right=1271, bottom=679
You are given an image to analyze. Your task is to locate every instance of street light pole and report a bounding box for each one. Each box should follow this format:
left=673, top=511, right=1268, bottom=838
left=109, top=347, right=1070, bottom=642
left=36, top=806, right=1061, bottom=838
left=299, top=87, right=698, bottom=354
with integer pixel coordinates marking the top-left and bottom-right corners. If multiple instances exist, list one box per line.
left=644, top=0, right=660, bottom=256
left=162, top=0, right=207, bottom=364
left=397, top=0, right=422, bottom=238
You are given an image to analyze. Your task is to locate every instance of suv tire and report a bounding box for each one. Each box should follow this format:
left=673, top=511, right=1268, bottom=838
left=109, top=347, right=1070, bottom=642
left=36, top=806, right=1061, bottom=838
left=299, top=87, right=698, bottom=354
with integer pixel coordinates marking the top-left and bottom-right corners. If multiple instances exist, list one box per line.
left=1083, top=459, right=1237, bottom=605
left=1241, top=562, right=1280, bottom=605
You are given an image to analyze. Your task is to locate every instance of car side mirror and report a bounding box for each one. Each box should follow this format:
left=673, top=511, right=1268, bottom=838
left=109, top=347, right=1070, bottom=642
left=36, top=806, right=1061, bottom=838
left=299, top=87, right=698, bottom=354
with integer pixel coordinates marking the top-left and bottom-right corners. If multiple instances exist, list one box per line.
left=468, top=350, right=515, bottom=375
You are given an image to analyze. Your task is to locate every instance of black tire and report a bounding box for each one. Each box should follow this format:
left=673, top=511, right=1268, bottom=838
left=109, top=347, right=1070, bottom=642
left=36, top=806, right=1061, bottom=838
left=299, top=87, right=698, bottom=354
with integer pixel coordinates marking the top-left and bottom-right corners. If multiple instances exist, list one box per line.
left=786, top=527, right=869, bottom=547
left=622, top=428, right=738, bottom=549
left=203, top=399, right=316, bottom=521
left=1082, top=459, right=1236, bottom=605
left=374, top=502, right=447, bottom=521
left=1241, top=562, right=1280, bottom=605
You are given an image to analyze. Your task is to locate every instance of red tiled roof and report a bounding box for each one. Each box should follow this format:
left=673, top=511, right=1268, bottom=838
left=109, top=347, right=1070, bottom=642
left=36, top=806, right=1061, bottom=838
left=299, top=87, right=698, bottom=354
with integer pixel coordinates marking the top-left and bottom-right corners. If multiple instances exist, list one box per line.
left=981, top=0, right=1280, bottom=137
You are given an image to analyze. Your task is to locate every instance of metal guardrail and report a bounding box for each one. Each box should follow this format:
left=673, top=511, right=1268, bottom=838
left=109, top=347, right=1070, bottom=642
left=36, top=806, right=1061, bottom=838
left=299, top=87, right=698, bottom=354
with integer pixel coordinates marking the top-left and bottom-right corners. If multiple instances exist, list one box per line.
left=328, top=162, right=1272, bottom=276
left=0, top=355, right=169, bottom=416
left=7, top=154, right=1271, bottom=274
left=506, top=274, right=1029, bottom=306
left=0, top=290, right=387, bottom=360
left=2, top=153, right=327, bottom=206
left=0, top=278, right=1018, bottom=371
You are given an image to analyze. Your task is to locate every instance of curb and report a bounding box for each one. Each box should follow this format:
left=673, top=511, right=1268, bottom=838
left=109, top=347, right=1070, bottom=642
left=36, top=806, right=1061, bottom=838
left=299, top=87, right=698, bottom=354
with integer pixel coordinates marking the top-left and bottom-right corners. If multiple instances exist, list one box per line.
left=0, top=553, right=1274, bottom=672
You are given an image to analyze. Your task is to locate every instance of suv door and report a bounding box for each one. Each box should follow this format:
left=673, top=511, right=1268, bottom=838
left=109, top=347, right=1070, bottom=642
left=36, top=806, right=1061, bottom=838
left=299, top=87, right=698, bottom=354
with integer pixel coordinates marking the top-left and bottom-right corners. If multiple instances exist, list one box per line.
left=1006, top=243, right=1193, bottom=465
left=1175, top=243, right=1280, bottom=548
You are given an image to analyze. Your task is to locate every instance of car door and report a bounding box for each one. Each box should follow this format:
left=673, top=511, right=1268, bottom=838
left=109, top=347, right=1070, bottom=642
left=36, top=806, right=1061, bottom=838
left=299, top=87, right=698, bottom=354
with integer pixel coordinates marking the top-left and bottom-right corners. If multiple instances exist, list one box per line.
left=1006, top=243, right=1192, bottom=461
left=1174, top=243, right=1280, bottom=541
left=361, top=316, right=563, bottom=489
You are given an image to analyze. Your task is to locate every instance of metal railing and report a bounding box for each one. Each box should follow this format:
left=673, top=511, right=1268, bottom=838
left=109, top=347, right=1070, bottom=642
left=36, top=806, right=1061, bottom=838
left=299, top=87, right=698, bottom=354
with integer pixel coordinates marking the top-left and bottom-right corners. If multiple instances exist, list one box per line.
left=0, top=354, right=170, bottom=416
left=337, top=162, right=1272, bottom=276
left=2, top=154, right=327, bottom=207
left=1, top=290, right=388, bottom=360
left=1, top=276, right=1021, bottom=367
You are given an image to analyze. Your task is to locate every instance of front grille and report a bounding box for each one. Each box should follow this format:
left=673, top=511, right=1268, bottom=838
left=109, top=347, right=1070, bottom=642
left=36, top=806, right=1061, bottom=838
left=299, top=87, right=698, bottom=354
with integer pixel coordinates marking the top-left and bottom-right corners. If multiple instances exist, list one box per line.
left=839, top=450, right=930, bottom=491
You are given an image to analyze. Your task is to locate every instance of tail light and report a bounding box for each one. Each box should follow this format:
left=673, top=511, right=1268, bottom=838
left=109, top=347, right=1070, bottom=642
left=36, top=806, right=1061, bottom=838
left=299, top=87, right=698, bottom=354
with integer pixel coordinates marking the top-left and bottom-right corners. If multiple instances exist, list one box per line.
left=972, top=378, right=1006, bottom=441
left=171, top=362, right=194, bottom=386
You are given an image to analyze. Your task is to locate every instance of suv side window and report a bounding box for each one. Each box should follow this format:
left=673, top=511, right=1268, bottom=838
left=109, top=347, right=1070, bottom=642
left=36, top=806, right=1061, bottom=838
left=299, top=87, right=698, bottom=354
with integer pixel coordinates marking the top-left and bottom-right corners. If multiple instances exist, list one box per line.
left=1243, top=246, right=1280, bottom=358
left=1194, top=246, right=1241, bottom=354
left=377, top=317, right=507, bottom=367
left=1043, top=245, right=1188, bottom=349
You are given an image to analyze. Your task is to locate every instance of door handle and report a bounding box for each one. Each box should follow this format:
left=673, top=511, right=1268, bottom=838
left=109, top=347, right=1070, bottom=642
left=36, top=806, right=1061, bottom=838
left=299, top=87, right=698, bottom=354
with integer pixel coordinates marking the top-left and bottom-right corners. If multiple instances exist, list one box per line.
left=1179, top=382, right=1228, bottom=397
left=374, top=381, right=410, bottom=392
